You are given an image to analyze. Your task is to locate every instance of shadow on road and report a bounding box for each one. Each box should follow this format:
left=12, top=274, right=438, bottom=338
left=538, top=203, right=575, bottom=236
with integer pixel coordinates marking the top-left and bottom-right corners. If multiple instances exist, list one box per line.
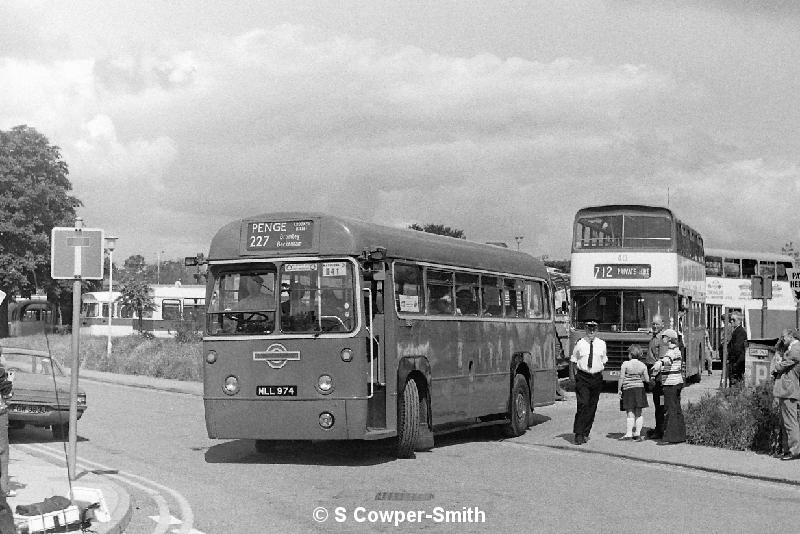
left=9, top=425, right=88, bottom=445
left=204, top=438, right=396, bottom=466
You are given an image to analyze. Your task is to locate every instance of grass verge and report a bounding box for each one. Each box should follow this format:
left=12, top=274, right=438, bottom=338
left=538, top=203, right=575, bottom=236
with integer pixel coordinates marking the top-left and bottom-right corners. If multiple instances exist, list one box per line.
left=1, top=332, right=202, bottom=382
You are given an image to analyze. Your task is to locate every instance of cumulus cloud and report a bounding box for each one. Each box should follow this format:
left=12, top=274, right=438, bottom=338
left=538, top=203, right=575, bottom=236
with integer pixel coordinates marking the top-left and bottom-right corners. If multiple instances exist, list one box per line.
left=1, top=22, right=796, bottom=259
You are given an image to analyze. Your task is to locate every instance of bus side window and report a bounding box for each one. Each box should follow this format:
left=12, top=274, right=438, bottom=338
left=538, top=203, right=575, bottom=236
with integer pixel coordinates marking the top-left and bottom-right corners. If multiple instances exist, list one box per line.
left=741, top=258, right=757, bottom=277
left=777, top=261, right=792, bottom=281
left=426, top=269, right=454, bottom=315
left=455, top=272, right=479, bottom=316
left=481, top=276, right=502, bottom=317
left=394, top=263, right=423, bottom=314
left=527, top=281, right=545, bottom=319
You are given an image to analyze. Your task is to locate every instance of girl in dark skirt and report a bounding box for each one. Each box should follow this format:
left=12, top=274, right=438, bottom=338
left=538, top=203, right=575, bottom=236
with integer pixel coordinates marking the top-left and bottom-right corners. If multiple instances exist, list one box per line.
left=617, top=344, right=650, bottom=441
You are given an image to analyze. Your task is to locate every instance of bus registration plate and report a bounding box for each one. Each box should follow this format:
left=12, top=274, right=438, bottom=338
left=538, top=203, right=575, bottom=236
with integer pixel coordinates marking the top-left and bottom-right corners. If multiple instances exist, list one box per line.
left=257, top=385, right=297, bottom=396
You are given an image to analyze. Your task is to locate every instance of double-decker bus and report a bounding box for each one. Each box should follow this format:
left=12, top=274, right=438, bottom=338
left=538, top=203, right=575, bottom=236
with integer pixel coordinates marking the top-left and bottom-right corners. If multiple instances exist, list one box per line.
left=201, top=212, right=558, bottom=457
left=704, top=248, right=796, bottom=361
left=80, top=283, right=205, bottom=338
left=569, top=205, right=706, bottom=382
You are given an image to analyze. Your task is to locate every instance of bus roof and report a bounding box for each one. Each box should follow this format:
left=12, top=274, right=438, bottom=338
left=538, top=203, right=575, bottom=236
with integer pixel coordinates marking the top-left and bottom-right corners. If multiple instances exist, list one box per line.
left=575, top=204, right=675, bottom=218
left=705, top=248, right=795, bottom=263
left=209, top=212, right=549, bottom=278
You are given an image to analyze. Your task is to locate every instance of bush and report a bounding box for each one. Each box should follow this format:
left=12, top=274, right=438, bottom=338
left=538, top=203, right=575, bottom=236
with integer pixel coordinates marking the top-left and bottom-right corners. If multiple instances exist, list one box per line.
left=1, top=333, right=202, bottom=382
left=171, top=320, right=202, bottom=344
left=685, top=382, right=781, bottom=452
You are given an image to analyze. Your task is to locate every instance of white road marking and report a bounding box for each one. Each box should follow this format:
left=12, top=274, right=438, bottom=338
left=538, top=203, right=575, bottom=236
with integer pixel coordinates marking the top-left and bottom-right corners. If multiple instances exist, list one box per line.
left=147, top=515, right=206, bottom=534
left=18, top=443, right=198, bottom=534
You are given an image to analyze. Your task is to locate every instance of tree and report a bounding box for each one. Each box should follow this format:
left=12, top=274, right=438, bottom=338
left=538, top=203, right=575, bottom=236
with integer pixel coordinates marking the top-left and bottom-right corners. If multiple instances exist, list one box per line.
left=123, top=254, right=147, bottom=279
left=408, top=223, right=466, bottom=239
left=119, top=278, right=155, bottom=334
left=0, top=125, right=81, bottom=337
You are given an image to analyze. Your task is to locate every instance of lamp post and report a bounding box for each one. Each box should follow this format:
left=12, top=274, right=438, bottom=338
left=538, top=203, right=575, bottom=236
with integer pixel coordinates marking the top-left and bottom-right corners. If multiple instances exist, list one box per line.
left=105, top=236, right=118, bottom=359
left=514, top=236, right=524, bottom=251
left=157, top=249, right=165, bottom=284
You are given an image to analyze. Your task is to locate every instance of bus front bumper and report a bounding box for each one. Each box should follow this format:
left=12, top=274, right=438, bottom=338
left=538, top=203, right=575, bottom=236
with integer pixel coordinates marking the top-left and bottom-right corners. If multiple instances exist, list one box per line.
left=204, top=398, right=388, bottom=440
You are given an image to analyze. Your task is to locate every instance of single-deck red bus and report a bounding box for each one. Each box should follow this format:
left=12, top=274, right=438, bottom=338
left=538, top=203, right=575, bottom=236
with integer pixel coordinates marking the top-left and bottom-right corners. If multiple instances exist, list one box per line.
left=201, top=213, right=558, bottom=457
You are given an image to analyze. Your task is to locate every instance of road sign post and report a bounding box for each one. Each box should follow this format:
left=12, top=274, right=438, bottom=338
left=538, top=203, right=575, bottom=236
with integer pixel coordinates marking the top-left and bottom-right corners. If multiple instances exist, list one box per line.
left=788, top=269, right=800, bottom=330
left=51, top=222, right=104, bottom=483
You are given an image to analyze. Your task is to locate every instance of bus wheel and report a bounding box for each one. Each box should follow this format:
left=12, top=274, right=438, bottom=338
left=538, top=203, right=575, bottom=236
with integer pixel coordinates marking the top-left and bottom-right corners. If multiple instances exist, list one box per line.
left=396, top=379, right=420, bottom=458
left=504, top=374, right=530, bottom=438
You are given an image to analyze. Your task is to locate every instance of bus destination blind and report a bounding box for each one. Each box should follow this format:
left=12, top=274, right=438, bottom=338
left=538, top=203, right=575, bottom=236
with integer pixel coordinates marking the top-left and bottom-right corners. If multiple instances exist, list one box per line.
left=246, top=220, right=314, bottom=251
left=593, top=264, right=651, bottom=279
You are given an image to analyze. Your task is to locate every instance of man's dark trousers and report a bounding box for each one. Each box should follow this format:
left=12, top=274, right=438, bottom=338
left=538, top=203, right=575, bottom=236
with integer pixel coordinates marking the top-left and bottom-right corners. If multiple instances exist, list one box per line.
left=573, top=370, right=603, bottom=438
left=649, top=367, right=665, bottom=437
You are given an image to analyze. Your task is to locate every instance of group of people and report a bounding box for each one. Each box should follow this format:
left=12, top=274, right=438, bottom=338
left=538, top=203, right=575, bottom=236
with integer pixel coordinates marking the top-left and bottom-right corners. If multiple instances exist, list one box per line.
left=570, top=317, right=687, bottom=445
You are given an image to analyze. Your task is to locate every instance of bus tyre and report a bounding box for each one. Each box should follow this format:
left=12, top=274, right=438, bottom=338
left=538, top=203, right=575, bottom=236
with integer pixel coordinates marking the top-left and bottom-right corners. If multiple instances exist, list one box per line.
left=396, top=379, right=420, bottom=459
left=504, top=374, right=531, bottom=438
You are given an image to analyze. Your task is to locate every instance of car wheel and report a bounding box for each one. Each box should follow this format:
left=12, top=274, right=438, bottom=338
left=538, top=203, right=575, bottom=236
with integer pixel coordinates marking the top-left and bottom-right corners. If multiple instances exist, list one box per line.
left=52, top=423, right=69, bottom=440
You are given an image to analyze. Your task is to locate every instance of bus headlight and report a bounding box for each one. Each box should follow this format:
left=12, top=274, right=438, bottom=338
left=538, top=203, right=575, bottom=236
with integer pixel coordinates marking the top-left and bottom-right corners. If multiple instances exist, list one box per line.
left=206, top=350, right=217, bottom=364
left=223, top=375, right=240, bottom=396
left=340, top=348, right=353, bottom=362
left=317, top=374, right=333, bottom=394
left=319, top=412, right=335, bottom=429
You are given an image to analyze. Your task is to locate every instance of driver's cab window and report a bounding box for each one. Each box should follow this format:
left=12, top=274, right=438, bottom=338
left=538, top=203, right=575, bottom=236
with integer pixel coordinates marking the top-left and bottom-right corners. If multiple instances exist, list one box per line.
left=207, top=267, right=277, bottom=335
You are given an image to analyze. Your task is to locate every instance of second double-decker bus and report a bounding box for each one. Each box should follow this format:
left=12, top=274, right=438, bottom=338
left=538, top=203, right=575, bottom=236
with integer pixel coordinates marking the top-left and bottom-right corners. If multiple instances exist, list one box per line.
left=704, top=248, right=797, bottom=362
left=569, top=205, right=706, bottom=382
left=200, top=212, right=558, bottom=458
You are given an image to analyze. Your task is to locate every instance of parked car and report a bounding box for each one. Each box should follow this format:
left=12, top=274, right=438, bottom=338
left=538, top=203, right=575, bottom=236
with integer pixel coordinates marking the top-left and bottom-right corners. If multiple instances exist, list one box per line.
left=1, top=347, right=86, bottom=439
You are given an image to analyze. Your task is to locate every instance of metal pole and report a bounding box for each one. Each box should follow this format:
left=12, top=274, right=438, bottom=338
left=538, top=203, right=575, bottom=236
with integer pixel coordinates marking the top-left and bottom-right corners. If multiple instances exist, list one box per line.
left=106, top=248, right=113, bottom=358
left=68, top=217, right=82, bottom=483
left=761, top=297, right=767, bottom=338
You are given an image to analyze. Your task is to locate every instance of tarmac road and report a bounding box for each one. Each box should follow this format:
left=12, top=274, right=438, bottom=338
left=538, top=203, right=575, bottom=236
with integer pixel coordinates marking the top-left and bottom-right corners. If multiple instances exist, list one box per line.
left=12, top=368, right=800, bottom=533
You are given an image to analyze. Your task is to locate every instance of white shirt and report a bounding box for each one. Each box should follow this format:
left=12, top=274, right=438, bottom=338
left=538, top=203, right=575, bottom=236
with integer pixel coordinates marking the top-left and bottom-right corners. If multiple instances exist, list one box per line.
left=570, top=336, right=608, bottom=374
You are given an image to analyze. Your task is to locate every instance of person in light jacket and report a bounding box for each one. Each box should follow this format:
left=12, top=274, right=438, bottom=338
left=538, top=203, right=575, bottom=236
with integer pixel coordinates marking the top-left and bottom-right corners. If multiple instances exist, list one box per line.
left=772, top=329, right=800, bottom=461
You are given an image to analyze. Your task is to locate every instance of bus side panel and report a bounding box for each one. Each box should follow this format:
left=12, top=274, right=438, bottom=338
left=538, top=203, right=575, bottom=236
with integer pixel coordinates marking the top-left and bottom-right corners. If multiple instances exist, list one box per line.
left=394, top=318, right=557, bottom=426
left=530, top=321, right=557, bottom=408
left=395, top=318, right=469, bottom=425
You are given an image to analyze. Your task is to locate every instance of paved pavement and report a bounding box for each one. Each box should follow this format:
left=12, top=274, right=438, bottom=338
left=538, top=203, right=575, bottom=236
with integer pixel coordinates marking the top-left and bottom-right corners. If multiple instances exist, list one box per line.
left=7, top=367, right=799, bottom=533
left=532, top=368, right=800, bottom=487
left=7, top=445, right=130, bottom=534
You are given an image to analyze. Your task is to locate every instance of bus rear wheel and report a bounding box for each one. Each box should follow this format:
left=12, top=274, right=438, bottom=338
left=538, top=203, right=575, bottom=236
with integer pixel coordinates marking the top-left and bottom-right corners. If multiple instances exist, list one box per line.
left=504, top=374, right=531, bottom=438
left=396, top=379, right=420, bottom=458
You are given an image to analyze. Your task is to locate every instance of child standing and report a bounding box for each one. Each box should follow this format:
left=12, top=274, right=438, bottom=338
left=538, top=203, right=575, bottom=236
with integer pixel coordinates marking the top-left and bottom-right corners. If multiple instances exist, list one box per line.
left=618, top=344, right=650, bottom=441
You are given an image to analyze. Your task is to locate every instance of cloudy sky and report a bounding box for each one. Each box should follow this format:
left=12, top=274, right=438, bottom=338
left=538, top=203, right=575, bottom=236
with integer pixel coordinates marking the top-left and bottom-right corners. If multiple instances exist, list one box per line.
left=1, top=1, right=798, bottom=263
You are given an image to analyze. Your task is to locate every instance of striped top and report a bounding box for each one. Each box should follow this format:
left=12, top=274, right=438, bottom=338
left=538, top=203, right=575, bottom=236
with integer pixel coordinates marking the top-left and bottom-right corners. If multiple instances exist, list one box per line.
left=619, top=359, right=650, bottom=390
left=658, top=347, right=684, bottom=386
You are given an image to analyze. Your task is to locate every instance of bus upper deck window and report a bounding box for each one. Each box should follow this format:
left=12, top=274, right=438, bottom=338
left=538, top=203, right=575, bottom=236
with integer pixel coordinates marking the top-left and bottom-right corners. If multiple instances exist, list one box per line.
left=741, top=258, right=757, bottom=277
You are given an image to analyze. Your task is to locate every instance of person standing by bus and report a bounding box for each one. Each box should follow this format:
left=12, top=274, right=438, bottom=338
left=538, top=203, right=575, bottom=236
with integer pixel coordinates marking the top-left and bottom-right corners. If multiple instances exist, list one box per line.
left=652, top=329, right=686, bottom=443
left=645, top=316, right=668, bottom=440
left=771, top=329, right=800, bottom=460
left=728, top=313, right=747, bottom=385
left=571, top=321, right=607, bottom=445
left=617, top=344, right=650, bottom=441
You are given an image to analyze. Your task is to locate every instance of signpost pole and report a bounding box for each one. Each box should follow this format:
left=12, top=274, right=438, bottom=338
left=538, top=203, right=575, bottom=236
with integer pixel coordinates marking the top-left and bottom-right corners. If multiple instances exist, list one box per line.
left=68, top=218, right=83, bottom=483
left=761, top=296, right=767, bottom=339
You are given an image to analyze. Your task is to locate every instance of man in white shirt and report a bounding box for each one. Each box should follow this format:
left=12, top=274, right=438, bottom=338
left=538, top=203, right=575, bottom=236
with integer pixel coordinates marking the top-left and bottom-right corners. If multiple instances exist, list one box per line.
left=570, top=321, right=608, bottom=445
